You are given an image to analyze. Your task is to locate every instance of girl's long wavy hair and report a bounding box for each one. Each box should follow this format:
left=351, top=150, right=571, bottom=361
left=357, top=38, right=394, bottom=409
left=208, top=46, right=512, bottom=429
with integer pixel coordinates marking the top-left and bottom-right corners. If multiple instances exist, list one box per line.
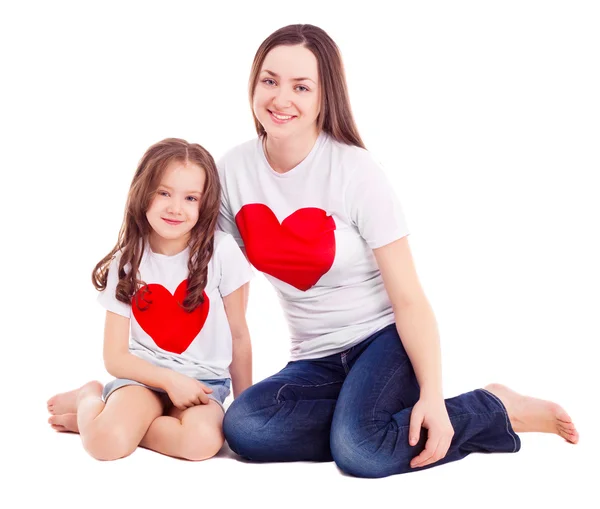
left=249, top=24, right=365, bottom=149
left=92, top=138, right=221, bottom=312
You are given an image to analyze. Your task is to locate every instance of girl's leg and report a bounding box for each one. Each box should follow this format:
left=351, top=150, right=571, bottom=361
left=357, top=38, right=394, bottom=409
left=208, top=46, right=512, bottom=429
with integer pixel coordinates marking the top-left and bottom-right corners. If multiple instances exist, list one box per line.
left=139, top=400, right=225, bottom=461
left=47, top=380, right=103, bottom=419
left=330, top=325, right=578, bottom=478
left=49, top=382, right=164, bottom=460
left=223, top=358, right=345, bottom=462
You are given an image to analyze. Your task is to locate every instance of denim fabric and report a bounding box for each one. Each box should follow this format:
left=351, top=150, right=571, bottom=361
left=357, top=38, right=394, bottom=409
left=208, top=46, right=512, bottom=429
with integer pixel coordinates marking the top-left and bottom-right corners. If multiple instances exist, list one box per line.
left=224, top=324, right=520, bottom=478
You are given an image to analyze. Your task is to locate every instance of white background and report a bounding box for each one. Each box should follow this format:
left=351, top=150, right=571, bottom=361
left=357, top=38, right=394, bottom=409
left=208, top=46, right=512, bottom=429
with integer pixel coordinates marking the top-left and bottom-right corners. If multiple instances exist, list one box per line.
left=1, top=1, right=598, bottom=508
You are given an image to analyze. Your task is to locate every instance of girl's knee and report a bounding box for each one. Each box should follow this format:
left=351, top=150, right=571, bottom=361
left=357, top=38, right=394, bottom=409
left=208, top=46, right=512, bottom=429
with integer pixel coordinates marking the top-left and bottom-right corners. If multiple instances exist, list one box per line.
left=179, top=427, right=225, bottom=461
left=82, top=423, right=138, bottom=461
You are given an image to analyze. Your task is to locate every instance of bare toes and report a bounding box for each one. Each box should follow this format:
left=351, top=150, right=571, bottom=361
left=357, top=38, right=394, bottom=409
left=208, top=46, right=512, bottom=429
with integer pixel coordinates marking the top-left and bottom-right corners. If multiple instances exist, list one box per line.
left=47, top=400, right=57, bottom=415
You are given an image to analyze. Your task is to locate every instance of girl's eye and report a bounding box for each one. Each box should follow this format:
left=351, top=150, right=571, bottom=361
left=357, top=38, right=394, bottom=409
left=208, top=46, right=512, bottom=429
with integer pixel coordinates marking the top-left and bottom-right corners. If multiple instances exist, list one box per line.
left=186, top=196, right=198, bottom=202
left=158, top=190, right=169, bottom=197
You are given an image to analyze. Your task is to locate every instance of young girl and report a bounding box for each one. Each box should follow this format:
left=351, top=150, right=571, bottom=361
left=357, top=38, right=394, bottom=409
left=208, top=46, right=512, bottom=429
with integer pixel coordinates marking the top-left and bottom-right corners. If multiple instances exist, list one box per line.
left=47, top=138, right=253, bottom=461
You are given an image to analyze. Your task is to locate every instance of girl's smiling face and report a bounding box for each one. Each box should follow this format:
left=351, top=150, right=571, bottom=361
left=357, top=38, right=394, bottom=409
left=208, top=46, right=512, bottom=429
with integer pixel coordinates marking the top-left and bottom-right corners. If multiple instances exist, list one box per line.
left=145, top=160, right=206, bottom=252
left=253, top=44, right=321, bottom=141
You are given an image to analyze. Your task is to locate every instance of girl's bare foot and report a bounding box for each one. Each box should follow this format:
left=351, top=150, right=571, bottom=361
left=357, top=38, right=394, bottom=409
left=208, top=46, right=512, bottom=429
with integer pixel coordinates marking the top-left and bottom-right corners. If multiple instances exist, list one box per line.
left=484, top=383, right=579, bottom=444
left=47, top=381, right=104, bottom=415
left=48, top=413, right=79, bottom=433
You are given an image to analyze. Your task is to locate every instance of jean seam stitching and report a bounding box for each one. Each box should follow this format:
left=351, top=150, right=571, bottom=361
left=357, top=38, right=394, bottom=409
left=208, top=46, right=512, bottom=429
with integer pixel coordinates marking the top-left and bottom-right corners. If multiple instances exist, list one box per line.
left=275, top=381, right=342, bottom=403
left=479, top=389, right=519, bottom=453
left=341, top=352, right=349, bottom=374
left=370, top=360, right=411, bottom=423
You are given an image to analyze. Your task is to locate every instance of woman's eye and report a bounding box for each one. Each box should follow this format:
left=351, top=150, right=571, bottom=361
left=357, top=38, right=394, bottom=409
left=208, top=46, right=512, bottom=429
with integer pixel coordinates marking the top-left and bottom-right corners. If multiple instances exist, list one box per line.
left=263, top=78, right=276, bottom=86
left=296, top=85, right=309, bottom=92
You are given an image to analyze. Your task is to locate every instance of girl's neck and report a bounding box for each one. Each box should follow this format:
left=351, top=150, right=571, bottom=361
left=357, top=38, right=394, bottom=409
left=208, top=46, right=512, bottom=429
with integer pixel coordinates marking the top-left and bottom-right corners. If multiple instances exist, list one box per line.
left=148, top=232, right=189, bottom=257
left=264, top=129, right=320, bottom=174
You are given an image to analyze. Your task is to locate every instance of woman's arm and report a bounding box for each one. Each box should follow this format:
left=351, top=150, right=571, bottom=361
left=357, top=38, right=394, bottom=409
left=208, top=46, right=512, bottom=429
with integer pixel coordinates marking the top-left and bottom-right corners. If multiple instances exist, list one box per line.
left=373, top=236, right=454, bottom=468
left=373, top=236, right=442, bottom=398
left=223, top=283, right=253, bottom=399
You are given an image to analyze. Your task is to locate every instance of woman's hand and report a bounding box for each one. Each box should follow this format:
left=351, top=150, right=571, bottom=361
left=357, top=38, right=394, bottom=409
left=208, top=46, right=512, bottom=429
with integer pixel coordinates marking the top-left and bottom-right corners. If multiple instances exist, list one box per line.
left=408, top=396, right=454, bottom=468
left=163, top=371, right=213, bottom=410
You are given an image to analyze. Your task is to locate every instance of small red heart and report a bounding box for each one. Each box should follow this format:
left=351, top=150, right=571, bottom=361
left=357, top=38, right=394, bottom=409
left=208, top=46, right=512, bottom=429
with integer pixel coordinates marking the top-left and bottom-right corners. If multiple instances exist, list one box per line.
left=235, top=204, right=336, bottom=291
left=132, top=280, right=209, bottom=354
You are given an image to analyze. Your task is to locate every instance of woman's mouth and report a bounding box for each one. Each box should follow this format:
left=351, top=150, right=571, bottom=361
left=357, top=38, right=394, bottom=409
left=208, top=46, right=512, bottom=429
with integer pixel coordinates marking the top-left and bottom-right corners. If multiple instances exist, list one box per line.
left=268, top=110, right=296, bottom=124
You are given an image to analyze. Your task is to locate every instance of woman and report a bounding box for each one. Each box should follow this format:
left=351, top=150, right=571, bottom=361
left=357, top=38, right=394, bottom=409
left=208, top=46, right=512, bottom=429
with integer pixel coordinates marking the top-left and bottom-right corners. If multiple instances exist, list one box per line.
left=218, top=24, right=578, bottom=478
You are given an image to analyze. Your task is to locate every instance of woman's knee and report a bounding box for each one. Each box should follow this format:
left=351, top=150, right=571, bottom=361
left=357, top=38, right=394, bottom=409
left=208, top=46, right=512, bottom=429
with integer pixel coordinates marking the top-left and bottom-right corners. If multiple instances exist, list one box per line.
left=223, top=382, right=281, bottom=458
left=330, top=420, right=413, bottom=478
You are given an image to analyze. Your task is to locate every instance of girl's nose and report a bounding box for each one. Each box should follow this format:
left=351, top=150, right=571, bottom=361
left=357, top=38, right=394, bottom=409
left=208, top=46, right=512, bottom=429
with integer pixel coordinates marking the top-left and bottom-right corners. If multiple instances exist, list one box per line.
left=167, top=197, right=182, bottom=214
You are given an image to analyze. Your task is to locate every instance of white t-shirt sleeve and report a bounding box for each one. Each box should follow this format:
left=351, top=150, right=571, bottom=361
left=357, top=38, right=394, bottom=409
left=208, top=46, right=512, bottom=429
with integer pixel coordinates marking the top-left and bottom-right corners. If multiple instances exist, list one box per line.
left=217, top=157, right=245, bottom=248
left=345, top=151, right=410, bottom=249
left=217, top=234, right=254, bottom=297
left=96, top=256, right=131, bottom=318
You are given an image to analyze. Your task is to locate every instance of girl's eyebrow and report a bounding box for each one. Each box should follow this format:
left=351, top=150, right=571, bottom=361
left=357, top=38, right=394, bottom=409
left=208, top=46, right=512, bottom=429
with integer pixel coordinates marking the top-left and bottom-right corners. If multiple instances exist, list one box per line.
left=262, top=69, right=316, bottom=84
left=158, top=184, right=202, bottom=194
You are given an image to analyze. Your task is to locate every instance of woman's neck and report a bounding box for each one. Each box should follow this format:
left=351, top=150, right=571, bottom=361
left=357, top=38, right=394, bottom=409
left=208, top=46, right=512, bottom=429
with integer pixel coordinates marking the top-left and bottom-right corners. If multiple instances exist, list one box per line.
left=264, top=129, right=320, bottom=174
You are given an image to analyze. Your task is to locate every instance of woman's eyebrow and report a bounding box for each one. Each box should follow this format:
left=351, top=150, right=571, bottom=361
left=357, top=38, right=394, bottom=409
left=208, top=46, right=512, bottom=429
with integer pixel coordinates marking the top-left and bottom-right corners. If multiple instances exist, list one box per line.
left=263, top=69, right=316, bottom=84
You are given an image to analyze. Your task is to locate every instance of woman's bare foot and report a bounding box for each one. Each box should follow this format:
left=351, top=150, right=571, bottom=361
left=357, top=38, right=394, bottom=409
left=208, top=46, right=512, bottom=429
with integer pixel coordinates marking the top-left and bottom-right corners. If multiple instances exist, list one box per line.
left=47, top=381, right=104, bottom=415
left=48, top=413, right=79, bottom=433
left=484, top=383, right=579, bottom=444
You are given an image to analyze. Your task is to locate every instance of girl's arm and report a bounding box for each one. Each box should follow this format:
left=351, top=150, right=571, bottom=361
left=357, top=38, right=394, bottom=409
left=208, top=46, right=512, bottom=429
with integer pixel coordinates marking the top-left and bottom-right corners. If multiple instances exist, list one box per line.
left=223, top=283, right=253, bottom=398
left=103, top=311, right=213, bottom=407
left=103, top=311, right=176, bottom=390
left=373, top=236, right=454, bottom=468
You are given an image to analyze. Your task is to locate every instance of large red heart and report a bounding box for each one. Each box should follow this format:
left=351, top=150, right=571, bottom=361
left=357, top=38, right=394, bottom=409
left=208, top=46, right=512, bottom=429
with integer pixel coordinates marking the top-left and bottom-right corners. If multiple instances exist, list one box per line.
left=131, top=280, right=209, bottom=354
left=235, top=204, right=336, bottom=291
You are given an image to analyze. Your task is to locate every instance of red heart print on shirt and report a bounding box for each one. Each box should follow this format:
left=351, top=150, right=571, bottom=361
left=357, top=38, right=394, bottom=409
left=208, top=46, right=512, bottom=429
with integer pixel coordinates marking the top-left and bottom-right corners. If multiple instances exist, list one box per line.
left=235, top=204, right=336, bottom=291
left=132, top=280, right=209, bottom=354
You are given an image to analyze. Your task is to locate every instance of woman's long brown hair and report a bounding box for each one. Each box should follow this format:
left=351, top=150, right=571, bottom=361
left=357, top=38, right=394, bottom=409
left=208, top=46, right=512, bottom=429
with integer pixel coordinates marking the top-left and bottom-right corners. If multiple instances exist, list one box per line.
left=92, top=138, right=221, bottom=312
left=249, top=24, right=365, bottom=149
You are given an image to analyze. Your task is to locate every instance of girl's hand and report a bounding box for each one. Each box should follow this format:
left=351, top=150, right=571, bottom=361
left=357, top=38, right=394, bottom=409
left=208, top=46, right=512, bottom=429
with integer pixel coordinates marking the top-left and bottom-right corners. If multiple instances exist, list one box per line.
left=163, top=371, right=213, bottom=410
left=408, top=396, right=454, bottom=469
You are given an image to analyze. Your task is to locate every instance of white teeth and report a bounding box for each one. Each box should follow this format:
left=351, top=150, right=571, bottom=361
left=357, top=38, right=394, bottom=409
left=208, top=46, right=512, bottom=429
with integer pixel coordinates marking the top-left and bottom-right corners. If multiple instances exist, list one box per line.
left=272, top=112, right=293, bottom=120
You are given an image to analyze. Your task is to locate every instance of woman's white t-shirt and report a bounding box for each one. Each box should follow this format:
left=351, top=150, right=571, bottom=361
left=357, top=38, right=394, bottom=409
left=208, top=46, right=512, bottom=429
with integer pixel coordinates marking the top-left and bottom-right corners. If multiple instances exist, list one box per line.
left=217, top=133, right=409, bottom=360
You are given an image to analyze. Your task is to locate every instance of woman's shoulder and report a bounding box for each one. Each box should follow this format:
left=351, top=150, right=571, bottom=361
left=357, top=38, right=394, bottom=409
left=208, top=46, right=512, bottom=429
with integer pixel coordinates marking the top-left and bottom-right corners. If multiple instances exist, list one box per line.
left=324, top=134, right=381, bottom=177
left=217, top=138, right=261, bottom=172
left=212, top=230, right=239, bottom=253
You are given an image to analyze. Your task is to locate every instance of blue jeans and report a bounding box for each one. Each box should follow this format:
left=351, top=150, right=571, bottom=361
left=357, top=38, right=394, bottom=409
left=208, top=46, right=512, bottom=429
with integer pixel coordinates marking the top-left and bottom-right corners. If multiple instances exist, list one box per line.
left=223, top=324, right=520, bottom=478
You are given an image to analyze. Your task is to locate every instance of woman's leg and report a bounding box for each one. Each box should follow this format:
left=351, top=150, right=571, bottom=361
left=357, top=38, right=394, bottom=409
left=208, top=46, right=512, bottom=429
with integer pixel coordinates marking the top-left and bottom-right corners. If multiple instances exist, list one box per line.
left=223, top=358, right=345, bottom=462
left=48, top=381, right=164, bottom=460
left=139, top=400, right=225, bottom=461
left=482, top=383, right=578, bottom=441
left=330, top=325, right=577, bottom=478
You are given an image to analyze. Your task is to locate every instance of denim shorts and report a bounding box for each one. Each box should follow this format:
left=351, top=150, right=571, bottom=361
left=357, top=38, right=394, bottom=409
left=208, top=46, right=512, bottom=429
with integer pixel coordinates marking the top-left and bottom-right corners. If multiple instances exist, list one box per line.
left=102, top=377, right=231, bottom=411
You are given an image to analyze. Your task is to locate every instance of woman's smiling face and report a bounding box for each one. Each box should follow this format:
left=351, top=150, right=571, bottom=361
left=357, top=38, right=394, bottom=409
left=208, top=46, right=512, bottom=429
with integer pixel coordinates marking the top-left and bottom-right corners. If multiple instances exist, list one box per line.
left=253, top=44, right=321, bottom=141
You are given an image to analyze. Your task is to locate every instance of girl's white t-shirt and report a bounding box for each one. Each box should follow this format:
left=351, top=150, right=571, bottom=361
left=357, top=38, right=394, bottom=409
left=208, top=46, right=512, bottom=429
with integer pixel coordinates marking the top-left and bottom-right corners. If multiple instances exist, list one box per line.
left=217, top=133, right=409, bottom=360
left=97, top=231, right=253, bottom=379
